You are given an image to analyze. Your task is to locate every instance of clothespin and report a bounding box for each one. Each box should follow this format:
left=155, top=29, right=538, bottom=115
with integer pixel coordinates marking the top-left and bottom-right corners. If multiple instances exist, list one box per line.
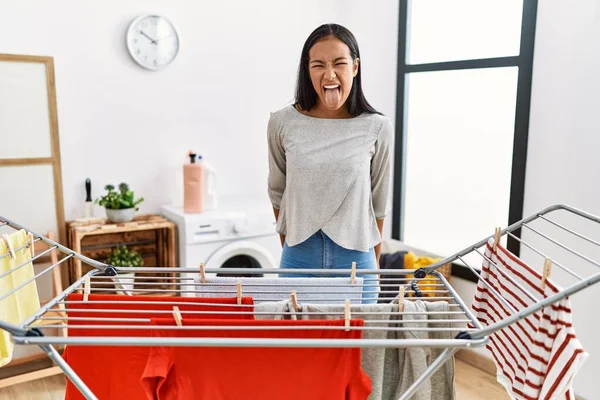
left=27, top=232, right=35, bottom=258
left=236, top=281, right=242, bottom=305
left=199, top=263, right=206, bottom=284
left=542, top=258, right=552, bottom=290
left=2, top=234, right=15, bottom=259
left=83, top=276, right=91, bottom=302
left=344, top=299, right=351, bottom=331
left=290, top=291, right=299, bottom=312
left=398, top=286, right=405, bottom=312
left=172, top=306, right=183, bottom=327
left=350, top=261, right=356, bottom=284
left=493, top=227, right=501, bottom=252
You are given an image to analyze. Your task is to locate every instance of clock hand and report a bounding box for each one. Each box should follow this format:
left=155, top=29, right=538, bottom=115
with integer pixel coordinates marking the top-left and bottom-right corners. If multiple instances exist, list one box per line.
left=140, top=30, right=157, bottom=44
left=156, top=34, right=174, bottom=42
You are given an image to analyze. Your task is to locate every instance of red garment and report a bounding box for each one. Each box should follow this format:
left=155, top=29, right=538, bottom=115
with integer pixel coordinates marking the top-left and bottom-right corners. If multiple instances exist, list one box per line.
left=63, top=294, right=254, bottom=400
left=141, top=318, right=372, bottom=400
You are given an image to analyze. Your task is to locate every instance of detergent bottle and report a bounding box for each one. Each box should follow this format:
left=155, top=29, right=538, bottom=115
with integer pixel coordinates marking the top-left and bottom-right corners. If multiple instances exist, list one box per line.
left=183, top=151, right=217, bottom=213
left=197, top=154, right=218, bottom=211
left=183, top=151, right=203, bottom=213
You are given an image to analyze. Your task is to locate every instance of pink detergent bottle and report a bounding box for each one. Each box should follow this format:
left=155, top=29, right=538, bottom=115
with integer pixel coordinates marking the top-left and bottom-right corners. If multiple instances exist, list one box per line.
left=183, top=151, right=204, bottom=213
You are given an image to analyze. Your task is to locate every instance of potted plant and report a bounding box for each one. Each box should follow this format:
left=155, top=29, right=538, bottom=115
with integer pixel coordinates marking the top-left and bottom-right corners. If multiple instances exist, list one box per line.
left=95, top=183, right=144, bottom=223
left=106, top=245, right=143, bottom=294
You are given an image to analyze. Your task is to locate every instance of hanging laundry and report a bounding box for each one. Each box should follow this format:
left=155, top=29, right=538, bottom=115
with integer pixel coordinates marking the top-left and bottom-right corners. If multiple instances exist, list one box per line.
left=0, top=229, right=40, bottom=367
left=254, top=299, right=295, bottom=320
left=63, top=294, right=255, bottom=400
left=299, top=301, right=456, bottom=400
left=378, top=250, right=409, bottom=303
left=141, top=318, right=372, bottom=400
left=193, top=276, right=364, bottom=304
left=469, top=239, right=588, bottom=400
left=390, top=300, right=456, bottom=400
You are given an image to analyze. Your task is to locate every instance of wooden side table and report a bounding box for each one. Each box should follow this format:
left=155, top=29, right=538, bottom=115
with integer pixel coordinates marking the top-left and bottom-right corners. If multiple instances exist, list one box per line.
left=65, top=214, right=178, bottom=296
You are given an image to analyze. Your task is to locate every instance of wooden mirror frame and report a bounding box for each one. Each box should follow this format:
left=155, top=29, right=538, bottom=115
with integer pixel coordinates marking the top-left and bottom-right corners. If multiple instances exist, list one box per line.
left=0, top=53, right=65, bottom=243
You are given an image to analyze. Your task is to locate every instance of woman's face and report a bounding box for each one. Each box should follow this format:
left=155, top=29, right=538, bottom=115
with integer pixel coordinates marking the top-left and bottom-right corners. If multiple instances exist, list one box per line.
left=308, top=36, right=359, bottom=114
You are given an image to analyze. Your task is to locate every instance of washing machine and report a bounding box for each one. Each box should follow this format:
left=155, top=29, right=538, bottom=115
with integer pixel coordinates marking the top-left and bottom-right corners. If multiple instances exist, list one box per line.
left=160, top=204, right=282, bottom=296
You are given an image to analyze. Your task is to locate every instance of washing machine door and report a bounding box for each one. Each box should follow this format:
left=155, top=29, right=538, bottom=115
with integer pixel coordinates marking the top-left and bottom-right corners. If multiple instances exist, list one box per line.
left=204, top=240, right=277, bottom=277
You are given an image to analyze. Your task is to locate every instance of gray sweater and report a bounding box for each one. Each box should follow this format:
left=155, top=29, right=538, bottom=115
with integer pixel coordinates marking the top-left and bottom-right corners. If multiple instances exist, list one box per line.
left=267, top=105, right=393, bottom=252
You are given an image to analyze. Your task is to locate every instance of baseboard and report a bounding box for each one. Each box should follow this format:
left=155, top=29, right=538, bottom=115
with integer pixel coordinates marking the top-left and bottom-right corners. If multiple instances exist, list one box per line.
left=0, top=366, right=63, bottom=389
left=456, top=349, right=497, bottom=376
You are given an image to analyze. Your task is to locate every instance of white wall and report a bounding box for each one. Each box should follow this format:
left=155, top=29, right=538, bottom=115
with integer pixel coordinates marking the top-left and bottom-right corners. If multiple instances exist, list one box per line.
left=521, top=1, right=600, bottom=398
left=453, top=2, right=600, bottom=399
left=0, top=0, right=399, bottom=239
left=0, top=0, right=399, bottom=362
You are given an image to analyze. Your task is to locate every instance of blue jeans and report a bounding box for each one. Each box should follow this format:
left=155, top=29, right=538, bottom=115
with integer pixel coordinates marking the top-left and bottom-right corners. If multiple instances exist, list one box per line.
left=279, top=230, right=379, bottom=304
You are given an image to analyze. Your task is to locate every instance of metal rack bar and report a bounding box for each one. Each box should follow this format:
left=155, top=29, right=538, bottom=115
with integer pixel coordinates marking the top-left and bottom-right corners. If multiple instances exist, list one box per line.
left=418, top=203, right=600, bottom=276
left=39, top=344, right=98, bottom=400
left=506, top=231, right=583, bottom=280
left=0, top=215, right=110, bottom=272
left=0, top=254, right=73, bottom=302
left=473, top=248, right=539, bottom=302
left=455, top=255, right=517, bottom=314
left=0, top=237, right=41, bottom=262
left=13, top=336, right=488, bottom=349
left=26, top=324, right=473, bottom=333
left=470, top=268, right=600, bottom=339
left=521, top=224, right=600, bottom=269
left=91, top=275, right=443, bottom=282
left=399, top=348, right=458, bottom=400
left=0, top=245, right=57, bottom=280
left=539, top=214, right=600, bottom=248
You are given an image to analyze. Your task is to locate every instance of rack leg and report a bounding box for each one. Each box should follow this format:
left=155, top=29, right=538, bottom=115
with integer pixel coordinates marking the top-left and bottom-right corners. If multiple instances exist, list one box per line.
left=38, top=344, right=98, bottom=400
left=397, top=347, right=458, bottom=400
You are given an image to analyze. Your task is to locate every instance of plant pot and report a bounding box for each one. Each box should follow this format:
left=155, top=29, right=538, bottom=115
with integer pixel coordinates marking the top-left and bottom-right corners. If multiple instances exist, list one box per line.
left=114, top=271, right=135, bottom=295
left=105, top=207, right=136, bottom=223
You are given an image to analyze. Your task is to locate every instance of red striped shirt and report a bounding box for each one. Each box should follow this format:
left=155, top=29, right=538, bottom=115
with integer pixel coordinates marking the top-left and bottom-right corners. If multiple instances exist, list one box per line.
left=469, top=240, right=588, bottom=399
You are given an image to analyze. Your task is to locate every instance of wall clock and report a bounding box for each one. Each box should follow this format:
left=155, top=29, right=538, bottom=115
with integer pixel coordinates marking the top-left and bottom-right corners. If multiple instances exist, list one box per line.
left=126, top=14, right=180, bottom=71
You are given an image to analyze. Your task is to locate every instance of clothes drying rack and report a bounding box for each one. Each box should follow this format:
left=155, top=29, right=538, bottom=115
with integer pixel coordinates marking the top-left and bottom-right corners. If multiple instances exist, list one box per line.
left=1, top=203, right=599, bottom=400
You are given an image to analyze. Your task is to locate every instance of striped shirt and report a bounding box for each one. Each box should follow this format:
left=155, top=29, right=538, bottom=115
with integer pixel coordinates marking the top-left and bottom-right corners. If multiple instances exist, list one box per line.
left=468, top=239, right=588, bottom=400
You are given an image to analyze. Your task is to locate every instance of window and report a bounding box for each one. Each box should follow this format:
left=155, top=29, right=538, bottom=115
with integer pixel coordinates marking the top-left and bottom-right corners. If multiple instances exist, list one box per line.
left=392, top=0, right=538, bottom=275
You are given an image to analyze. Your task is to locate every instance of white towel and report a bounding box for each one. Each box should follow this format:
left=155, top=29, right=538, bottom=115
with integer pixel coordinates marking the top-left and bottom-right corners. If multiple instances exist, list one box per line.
left=193, top=276, right=364, bottom=304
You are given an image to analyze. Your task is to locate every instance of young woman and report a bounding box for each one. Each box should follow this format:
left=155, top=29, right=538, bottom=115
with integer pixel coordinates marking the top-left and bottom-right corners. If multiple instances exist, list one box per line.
left=267, top=23, right=393, bottom=303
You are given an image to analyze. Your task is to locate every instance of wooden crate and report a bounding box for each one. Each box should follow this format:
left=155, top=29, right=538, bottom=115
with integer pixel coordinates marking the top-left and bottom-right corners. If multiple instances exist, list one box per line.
left=65, top=214, right=178, bottom=296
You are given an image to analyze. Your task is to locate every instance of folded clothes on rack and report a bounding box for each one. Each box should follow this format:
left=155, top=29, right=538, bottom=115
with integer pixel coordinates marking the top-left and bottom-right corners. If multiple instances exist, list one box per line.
left=0, top=229, right=39, bottom=367
left=470, top=239, right=588, bottom=400
left=63, top=294, right=255, bottom=400
left=141, top=318, right=372, bottom=400
left=193, top=276, right=364, bottom=304
left=297, top=300, right=456, bottom=400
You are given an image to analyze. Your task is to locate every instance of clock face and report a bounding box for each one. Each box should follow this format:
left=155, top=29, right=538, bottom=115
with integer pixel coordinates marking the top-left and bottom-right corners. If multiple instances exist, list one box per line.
left=126, top=15, right=179, bottom=70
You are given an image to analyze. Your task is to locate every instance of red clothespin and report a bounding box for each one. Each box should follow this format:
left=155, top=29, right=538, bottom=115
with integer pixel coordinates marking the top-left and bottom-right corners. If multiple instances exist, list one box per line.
left=199, top=263, right=206, bottom=284
left=542, top=258, right=552, bottom=290
left=172, top=306, right=183, bottom=327
left=350, top=261, right=356, bottom=284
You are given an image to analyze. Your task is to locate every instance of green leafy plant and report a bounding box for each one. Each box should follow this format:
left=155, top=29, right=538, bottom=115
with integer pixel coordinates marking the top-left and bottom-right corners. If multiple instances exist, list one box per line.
left=105, top=245, right=144, bottom=267
left=95, top=183, right=144, bottom=210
